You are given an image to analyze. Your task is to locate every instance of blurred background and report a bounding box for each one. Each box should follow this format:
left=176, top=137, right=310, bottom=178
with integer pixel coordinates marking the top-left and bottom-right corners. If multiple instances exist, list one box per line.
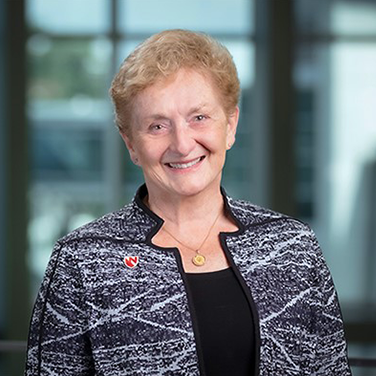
left=1, top=0, right=376, bottom=374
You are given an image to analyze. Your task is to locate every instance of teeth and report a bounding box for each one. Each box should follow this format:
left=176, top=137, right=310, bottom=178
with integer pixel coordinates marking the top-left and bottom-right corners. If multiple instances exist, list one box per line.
left=168, top=157, right=202, bottom=169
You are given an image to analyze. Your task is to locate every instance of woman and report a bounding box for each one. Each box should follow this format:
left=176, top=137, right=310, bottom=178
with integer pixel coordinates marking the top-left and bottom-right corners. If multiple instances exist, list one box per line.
left=25, top=30, right=351, bottom=375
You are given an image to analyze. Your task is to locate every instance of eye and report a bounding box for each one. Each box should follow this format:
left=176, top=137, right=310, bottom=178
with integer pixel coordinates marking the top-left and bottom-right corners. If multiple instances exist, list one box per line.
left=149, top=124, right=165, bottom=133
left=194, top=114, right=206, bottom=122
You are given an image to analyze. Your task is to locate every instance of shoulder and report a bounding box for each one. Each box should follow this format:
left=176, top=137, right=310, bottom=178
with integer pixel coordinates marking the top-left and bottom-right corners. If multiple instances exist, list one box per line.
left=227, top=196, right=302, bottom=227
left=44, top=199, right=158, bottom=281
left=56, top=199, right=157, bottom=251
left=227, top=196, right=319, bottom=251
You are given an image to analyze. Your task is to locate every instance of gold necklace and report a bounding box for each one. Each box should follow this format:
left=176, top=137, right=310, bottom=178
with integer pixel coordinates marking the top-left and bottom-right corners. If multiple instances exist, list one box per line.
left=162, top=211, right=222, bottom=267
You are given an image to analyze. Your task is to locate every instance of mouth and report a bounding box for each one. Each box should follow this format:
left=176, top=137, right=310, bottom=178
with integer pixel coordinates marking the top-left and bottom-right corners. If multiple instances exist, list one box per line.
left=166, top=156, right=205, bottom=169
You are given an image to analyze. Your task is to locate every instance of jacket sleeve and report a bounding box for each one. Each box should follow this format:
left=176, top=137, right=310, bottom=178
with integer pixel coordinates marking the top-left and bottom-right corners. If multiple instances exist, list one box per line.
left=308, top=229, right=352, bottom=375
left=25, top=241, right=94, bottom=376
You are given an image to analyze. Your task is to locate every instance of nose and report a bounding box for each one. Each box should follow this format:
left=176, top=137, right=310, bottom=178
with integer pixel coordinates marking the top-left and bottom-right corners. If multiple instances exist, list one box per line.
left=169, top=123, right=196, bottom=156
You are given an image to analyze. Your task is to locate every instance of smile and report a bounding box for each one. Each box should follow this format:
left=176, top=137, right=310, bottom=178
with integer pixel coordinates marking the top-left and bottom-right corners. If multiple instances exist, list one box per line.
left=167, top=156, right=204, bottom=169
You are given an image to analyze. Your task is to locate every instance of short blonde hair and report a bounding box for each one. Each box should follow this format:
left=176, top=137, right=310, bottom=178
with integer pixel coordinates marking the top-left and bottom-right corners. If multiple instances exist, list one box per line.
left=110, top=29, right=240, bottom=136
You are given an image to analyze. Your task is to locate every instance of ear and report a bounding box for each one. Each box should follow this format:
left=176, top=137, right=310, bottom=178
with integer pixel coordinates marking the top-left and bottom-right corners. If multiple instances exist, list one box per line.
left=120, top=132, right=140, bottom=166
left=226, top=106, right=239, bottom=150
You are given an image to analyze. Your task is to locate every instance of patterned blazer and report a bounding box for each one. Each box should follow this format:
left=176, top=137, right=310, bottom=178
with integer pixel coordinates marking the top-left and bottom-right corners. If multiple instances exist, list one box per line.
left=25, top=185, right=351, bottom=375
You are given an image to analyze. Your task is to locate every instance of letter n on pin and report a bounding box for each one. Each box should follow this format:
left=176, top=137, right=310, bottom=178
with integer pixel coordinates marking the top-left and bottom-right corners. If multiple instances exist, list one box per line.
left=124, top=256, right=139, bottom=269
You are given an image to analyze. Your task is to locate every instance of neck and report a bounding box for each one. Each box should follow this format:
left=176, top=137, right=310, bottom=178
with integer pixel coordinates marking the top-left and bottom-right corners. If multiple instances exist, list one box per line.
left=145, top=185, right=224, bottom=227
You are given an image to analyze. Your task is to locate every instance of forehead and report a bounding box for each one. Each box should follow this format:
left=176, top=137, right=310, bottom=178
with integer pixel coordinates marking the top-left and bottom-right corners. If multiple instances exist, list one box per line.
left=132, top=69, right=222, bottom=117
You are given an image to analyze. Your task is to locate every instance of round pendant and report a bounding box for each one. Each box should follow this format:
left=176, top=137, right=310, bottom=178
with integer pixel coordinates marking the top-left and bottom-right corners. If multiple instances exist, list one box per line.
left=192, top=253, right=206, bottom=266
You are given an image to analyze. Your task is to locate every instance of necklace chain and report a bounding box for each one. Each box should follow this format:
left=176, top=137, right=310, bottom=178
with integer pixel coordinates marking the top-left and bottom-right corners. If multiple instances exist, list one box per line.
left=162, top=210, right=222, bottom=266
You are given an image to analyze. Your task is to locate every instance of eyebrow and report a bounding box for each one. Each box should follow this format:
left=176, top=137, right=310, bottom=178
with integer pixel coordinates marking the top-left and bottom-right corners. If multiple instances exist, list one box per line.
left=187, top=103, right=210, bottom=115
left=142, top=103, right=211, bottom=122
left=146, top=114, right=170, bottom=121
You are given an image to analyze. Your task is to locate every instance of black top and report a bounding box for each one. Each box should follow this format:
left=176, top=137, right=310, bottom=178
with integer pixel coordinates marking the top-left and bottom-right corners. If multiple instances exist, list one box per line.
left=185, top=267, right=255, bottom=376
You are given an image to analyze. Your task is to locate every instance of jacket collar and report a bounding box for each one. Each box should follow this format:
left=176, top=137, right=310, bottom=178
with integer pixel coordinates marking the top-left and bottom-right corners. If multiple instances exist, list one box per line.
left=131, top=184, right=246, bottom=242
left=63, top=184, right=284, bottom=245
left=132, top=184, right=285, bottom=236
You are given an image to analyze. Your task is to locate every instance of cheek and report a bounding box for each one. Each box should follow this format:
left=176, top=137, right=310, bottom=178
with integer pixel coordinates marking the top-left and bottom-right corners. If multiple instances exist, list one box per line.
left=199, top=134, right=225, bottom=153
left=137, top=143, right=167, bottom=166
left=209, top=128, right=229, bottom=151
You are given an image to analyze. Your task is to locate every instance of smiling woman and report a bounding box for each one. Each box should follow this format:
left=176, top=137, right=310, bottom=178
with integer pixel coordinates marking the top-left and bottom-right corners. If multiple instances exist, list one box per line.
left=121, top=68, right=238, bottom=205
left=25, top=29, right=351, bottom=376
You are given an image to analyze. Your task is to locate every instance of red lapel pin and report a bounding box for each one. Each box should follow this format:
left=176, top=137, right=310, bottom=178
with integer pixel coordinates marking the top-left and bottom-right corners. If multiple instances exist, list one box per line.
left=124, top=256, right=139, bottom=269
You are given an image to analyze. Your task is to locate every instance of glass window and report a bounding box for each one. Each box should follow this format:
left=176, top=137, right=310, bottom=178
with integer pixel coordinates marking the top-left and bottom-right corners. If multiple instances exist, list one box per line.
left=27, top=37, right=112, bottom=103
left=296, top=0, right=376, bottom=36
left=327, top=41, right=376, bottom=302
left=294, top=0, right=376, bottom=368
left=220, top=40, right=254, bottom=199
left=331, top=1, right=376, bottom=35
left=220, top=39, right=255, bottom=88
left=26, top=0, right=110, bottom=34
left=295, top=0, right=376, bottom=304
left=118, top=0, right=253, bottom=35
left=31, top=125, right=103, bottom=180
left=294, top=0, right=331, bottom=35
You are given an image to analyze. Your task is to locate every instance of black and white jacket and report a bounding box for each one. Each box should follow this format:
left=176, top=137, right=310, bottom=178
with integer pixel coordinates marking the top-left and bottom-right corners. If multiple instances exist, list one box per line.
left=25, top=185, right=351, bottom=375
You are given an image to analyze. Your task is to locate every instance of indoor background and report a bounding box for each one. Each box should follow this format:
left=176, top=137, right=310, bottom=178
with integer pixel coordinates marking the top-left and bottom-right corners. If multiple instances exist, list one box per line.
left=1, top=0, right=376, bottom=375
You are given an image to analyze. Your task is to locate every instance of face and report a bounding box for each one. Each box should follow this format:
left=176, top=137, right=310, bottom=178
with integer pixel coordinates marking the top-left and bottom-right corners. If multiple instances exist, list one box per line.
left=121, top=68, right=239, bottom=200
